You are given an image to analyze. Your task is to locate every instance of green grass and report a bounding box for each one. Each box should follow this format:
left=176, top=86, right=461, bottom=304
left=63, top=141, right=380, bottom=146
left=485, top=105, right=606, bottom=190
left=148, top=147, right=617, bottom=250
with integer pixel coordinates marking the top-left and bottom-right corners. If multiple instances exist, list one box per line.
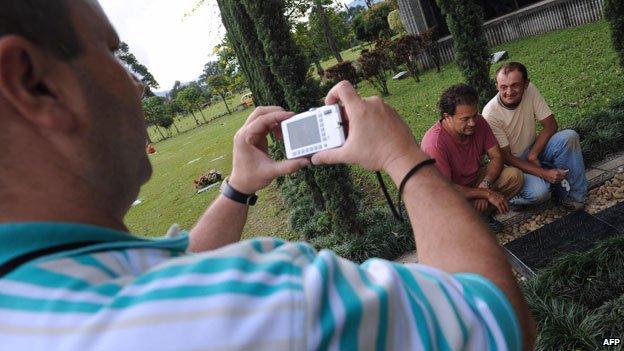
left=126, top=20, right=624, bottom=238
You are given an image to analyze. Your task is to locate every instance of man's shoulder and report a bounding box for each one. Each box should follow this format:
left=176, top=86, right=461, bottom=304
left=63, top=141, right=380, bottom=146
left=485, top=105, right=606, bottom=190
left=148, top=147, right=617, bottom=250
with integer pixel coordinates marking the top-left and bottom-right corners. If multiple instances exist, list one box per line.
left=482, top=95, right=500, bottom=120
left=421, top=122, right=448, bottom=152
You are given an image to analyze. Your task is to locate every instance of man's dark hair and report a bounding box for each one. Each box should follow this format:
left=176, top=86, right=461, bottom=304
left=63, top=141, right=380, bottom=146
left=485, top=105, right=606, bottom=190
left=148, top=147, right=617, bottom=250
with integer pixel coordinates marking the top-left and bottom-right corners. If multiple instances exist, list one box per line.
left=495, top=62, right=529, bottom=82
left=438, top=84, right=479, bottom=118
left=0, top=0, right=83, bottom=60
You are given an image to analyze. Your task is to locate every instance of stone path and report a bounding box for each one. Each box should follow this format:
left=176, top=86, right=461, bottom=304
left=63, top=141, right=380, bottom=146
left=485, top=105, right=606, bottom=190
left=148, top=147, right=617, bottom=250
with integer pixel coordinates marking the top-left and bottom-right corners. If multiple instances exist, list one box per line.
left=396, top=152, right=624, bottom=265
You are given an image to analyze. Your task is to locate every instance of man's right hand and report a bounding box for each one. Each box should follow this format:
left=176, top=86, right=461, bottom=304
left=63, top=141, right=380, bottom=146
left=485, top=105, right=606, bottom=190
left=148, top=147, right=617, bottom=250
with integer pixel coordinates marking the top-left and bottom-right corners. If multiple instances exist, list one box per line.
left=311, top=81, right=429, bottom=180
left=486, top=189, right=509, bottom=214
left=541, top=168, right=568, bottom=184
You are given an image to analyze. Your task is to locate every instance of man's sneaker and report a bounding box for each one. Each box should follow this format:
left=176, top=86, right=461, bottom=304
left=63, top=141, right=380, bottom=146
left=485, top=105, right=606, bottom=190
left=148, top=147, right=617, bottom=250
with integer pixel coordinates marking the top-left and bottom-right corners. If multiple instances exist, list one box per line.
left=560, top=196, right=584, bottom=211
left=481, top=214, right=504, bottom=233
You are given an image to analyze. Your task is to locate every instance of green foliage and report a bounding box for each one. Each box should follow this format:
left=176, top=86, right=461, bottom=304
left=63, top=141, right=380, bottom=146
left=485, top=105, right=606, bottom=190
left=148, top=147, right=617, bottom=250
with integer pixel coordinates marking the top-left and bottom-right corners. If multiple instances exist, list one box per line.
left=387, top=9, right=404, bottom=34
left=392, top=35, right=422, bottom=82
left=420, top=26, right=442, bottom=72
left=604, top=0, right=624, bottom=68
left=522, top=235, right=624, bottom=351
left=142, top=96, right=173, bottom=129
left=207, top=75, right=233, bottom=115
left=309, top=4, right=352, bottom=60
left=571, top=103, right=624, bottom=165
left=358, top=49, right=391, bottom=95
left=436, top=0, right=496, bottom=107
left=324, top=61, right=360, bottom=86
left=353, top=2, right=394, bottom=42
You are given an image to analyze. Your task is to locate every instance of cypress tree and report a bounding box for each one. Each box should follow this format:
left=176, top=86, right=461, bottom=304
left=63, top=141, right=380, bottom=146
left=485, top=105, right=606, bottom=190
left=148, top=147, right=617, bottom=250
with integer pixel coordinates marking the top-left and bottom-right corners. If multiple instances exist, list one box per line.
left=436, top=0, right=496, bottom=107
left=604, top=0, right=624, bottom=69
left=218, top=0, right=363, bottom=237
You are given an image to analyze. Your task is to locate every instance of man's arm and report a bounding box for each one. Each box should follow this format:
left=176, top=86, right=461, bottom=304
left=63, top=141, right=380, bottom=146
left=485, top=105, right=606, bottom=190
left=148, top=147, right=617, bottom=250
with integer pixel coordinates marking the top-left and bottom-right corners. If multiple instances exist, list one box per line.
left=188, top=107, right=309, bottom=252
left=527, top=115, right=557, bottom=166
left=312, top=82, right=534, bottom=349
left=501, top=145, right=568, bottom=184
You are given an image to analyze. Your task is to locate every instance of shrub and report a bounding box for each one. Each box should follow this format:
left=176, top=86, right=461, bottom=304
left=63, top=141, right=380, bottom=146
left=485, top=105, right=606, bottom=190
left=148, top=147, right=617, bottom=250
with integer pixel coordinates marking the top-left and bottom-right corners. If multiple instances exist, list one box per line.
left=358, top=49, right=391, bottom=96
left=522, top=235, right=624, bottom=351
left=324, top=61, right=360, bottom=87
left=572, top=106, right=624, bottom=165
left=387, top=9, right=405, bottom=34
left=392, top=35, right=423, bottom=82
left=604, top=0, right=624, bottom=68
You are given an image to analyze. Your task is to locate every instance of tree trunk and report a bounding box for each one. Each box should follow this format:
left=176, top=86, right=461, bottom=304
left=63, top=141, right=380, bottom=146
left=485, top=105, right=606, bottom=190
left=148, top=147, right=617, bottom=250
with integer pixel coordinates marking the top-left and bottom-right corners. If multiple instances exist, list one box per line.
left=220, top=93, right=232, bottom=115
left=197, top=106, right=208, bottom=123
left=189, top=110, right=200, bottom=126
left=314, top=60, right=325, bottom=78
left=316, top=4, right=343, bottom=63
left=154, top=125, right=165, bottom=140
left=172, top=119, right=180, bottom=134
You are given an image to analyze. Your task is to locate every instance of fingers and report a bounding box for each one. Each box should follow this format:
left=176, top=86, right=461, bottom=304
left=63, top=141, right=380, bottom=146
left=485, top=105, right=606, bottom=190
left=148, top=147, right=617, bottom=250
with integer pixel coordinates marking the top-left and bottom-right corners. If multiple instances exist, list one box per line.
left=244, top=106, right=286, bottom=127
left=311, top=147, right=348, bottom=166
left=270, top=158, right=310, bottom=178
left=325, top=81, right=363, bottom=107
left=244, top=111, right=295, bottom=143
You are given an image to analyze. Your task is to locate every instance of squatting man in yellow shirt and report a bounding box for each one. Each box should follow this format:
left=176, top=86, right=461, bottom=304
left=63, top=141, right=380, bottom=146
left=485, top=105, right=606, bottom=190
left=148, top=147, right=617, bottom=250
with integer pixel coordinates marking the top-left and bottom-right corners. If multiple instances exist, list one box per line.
left=482, top=62, right=588, bottom=210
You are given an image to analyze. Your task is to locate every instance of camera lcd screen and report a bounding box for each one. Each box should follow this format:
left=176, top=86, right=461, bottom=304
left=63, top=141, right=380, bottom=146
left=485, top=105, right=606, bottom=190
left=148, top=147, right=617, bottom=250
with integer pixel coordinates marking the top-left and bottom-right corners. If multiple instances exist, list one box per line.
left=287, top=116, right=321, bottom=150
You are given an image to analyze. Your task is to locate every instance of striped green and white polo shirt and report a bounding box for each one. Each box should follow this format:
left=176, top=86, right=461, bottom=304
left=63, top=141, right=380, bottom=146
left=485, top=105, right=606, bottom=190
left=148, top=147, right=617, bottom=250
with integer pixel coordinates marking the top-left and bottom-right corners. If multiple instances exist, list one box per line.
left=0, top=222, right=521, bottom=350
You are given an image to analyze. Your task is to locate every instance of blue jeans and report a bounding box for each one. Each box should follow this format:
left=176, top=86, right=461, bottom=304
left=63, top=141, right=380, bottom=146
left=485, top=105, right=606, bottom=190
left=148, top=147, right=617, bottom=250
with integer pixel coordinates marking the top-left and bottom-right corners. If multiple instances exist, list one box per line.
left=511, top=129, right=588, bottom=205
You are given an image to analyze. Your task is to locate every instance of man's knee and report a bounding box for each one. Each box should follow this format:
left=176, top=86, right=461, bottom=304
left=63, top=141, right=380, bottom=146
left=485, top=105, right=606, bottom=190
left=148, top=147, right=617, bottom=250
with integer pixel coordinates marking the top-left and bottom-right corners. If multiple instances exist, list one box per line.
left=554, top=129, right=581, bottom=150
left=496, top=167, right=524, bottom=198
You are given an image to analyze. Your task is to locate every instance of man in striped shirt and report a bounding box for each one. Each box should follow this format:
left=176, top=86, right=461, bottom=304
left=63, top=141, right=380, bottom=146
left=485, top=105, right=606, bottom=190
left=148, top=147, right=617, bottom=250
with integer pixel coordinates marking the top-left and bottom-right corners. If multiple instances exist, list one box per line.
left=0, top=0, right=534, bottom=350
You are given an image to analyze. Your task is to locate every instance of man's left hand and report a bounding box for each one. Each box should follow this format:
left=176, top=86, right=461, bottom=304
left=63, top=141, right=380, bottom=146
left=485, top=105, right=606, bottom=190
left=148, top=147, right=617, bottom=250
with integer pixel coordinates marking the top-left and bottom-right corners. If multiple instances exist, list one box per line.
left=228, top=107, right=310, bottom=194
left=527, top=153, right=541, bottom=168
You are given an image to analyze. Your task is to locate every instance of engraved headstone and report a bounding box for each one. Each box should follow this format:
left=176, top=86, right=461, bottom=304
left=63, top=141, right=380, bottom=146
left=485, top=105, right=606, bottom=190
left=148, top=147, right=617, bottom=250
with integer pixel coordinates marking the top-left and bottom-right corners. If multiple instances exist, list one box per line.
left=504, top=211, right=619, bottom=277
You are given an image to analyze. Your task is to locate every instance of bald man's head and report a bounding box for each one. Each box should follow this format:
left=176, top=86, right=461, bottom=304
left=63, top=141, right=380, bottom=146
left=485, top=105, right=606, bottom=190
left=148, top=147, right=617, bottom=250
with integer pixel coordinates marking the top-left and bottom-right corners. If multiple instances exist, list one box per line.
left=0, top=0, right=84, bottom=60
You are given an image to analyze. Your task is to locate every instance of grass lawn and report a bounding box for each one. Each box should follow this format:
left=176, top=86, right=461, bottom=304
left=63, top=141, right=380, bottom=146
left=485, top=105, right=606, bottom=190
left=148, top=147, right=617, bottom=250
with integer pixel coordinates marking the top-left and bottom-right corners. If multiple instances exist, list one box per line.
left=125, top=20, right=624, bottom=238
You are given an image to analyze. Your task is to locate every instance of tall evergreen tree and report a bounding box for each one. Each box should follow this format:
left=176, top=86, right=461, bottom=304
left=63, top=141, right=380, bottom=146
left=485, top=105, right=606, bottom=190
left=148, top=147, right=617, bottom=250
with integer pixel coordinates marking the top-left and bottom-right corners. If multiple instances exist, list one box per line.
left=218, top=0, right=363, bottom=237
left=436, top=0, right=496, bottom=107
left=604, top=0, right=624, bottom=69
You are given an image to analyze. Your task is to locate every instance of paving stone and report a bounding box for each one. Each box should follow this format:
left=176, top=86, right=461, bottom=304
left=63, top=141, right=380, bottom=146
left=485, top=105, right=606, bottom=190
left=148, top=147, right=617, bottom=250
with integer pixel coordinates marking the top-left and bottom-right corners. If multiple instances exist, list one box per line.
left=585, top=167, right=605, bottom=181
left=594, top=155, right=624, bottom=171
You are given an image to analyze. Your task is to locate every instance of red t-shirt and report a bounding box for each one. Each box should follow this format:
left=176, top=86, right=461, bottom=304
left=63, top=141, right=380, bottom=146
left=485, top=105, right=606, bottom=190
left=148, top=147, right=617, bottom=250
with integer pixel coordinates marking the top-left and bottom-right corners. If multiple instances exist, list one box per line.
left=421, top=116, right=498, bottom=186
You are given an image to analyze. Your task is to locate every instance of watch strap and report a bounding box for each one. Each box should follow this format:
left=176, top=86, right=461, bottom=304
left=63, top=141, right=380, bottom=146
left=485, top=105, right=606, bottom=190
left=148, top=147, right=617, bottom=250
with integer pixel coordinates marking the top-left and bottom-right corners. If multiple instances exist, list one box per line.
left=220, top=179, right=258, bottom=206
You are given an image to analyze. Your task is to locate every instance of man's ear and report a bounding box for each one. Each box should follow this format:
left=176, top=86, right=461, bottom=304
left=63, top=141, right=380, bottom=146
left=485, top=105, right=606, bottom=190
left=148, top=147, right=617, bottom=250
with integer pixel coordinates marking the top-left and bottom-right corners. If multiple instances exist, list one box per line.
left=0, top=35, right=78, bottom=133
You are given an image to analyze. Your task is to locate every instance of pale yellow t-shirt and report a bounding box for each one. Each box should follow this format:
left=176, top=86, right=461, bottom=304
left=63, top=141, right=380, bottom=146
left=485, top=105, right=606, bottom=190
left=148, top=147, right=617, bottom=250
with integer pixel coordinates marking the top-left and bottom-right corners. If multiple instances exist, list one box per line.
left=482, top=83, right=553, bottom=156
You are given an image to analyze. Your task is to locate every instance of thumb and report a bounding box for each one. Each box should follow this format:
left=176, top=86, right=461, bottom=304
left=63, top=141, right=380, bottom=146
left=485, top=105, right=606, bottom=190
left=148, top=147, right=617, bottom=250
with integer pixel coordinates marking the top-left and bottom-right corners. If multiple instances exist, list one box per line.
left=271, top=158, right=310, bottom=178
left=311, top=148, right=345, bottom=166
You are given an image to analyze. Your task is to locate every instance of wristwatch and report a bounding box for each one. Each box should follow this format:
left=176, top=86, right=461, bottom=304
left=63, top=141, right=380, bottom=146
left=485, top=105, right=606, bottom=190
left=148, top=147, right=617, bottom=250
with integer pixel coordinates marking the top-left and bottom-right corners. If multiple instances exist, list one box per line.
left=220, top=178, right=258, bottom=206
left=480, top=178, right=493, bottom=189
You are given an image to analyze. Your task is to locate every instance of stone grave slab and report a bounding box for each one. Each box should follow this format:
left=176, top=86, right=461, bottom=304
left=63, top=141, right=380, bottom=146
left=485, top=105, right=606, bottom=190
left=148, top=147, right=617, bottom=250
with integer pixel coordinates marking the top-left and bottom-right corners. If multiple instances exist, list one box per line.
left=595, top=201, right=624, bottom=234
left=504, top=210, right=618, bottom=277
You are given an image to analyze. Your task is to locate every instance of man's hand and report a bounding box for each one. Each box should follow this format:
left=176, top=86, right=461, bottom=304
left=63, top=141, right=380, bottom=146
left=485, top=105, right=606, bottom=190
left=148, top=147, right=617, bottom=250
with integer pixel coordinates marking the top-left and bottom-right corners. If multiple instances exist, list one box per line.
left=541, top=168, right=568, bottom=184
left=486, top=189, right=509, bottom=214
left=527, top=153, right=541, bottom=168
left=311, top=81, right=428, bottom=174
left=473, top=199, right=489, bottom=212
left=229, top=107, right=310, bottom=194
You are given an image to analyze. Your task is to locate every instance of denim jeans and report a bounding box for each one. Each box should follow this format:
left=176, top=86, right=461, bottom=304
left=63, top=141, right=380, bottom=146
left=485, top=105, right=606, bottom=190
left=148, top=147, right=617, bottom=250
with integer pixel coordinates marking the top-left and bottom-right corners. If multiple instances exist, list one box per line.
left=511, top=129, right=588, bottom=205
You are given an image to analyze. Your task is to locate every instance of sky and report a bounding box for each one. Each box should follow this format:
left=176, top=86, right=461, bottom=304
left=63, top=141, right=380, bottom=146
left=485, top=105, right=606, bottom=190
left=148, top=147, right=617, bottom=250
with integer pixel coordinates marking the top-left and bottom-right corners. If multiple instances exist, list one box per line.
left=99, top=0, right=353, bottom=92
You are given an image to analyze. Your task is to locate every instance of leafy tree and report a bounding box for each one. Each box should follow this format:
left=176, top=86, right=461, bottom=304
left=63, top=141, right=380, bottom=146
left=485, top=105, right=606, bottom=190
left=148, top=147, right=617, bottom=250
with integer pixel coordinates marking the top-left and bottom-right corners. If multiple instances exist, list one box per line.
left=208, top=75, right=233, bottom=115
left=177, top=84, right=209, bottom=125
left=420, top=27, right=442, bottom=73
left=116, top=42, right=159, bottom=97
left=169, top=81, right=184, bottom=100
left=293, top=22, right=325, bottom=77
left=604, top=0, right=624, bottom=68
left=387, top=9, right=405, bottom=34
left=358, top=49, right=391, bottom=95
left=310, top=0, right=344, bottom=63
left=436, top=0, right=496, bottom=107
left=142, top=96, right=173, bottom=139
left=353, top=2, right=394, bottom=42
left=325, top=61, right=360, bottom=86
left=392, top=35, right=422, bottom=82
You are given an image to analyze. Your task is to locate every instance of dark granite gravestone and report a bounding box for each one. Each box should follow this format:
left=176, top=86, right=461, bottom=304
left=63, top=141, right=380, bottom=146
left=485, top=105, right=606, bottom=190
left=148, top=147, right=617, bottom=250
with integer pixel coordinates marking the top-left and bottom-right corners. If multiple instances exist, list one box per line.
left=595, top=201, right=624, bottom=234
left=504, top=210, right=620, bottom=278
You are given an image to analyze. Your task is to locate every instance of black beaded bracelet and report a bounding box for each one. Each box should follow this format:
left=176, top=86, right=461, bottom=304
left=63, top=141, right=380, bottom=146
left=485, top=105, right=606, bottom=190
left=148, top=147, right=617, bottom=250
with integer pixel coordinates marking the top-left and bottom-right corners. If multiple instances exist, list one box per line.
left=396, top=159, right=436, bottom=220
left=377, top=158, right=436, bottom=222
left=220, top=178, right=258, bottom=206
